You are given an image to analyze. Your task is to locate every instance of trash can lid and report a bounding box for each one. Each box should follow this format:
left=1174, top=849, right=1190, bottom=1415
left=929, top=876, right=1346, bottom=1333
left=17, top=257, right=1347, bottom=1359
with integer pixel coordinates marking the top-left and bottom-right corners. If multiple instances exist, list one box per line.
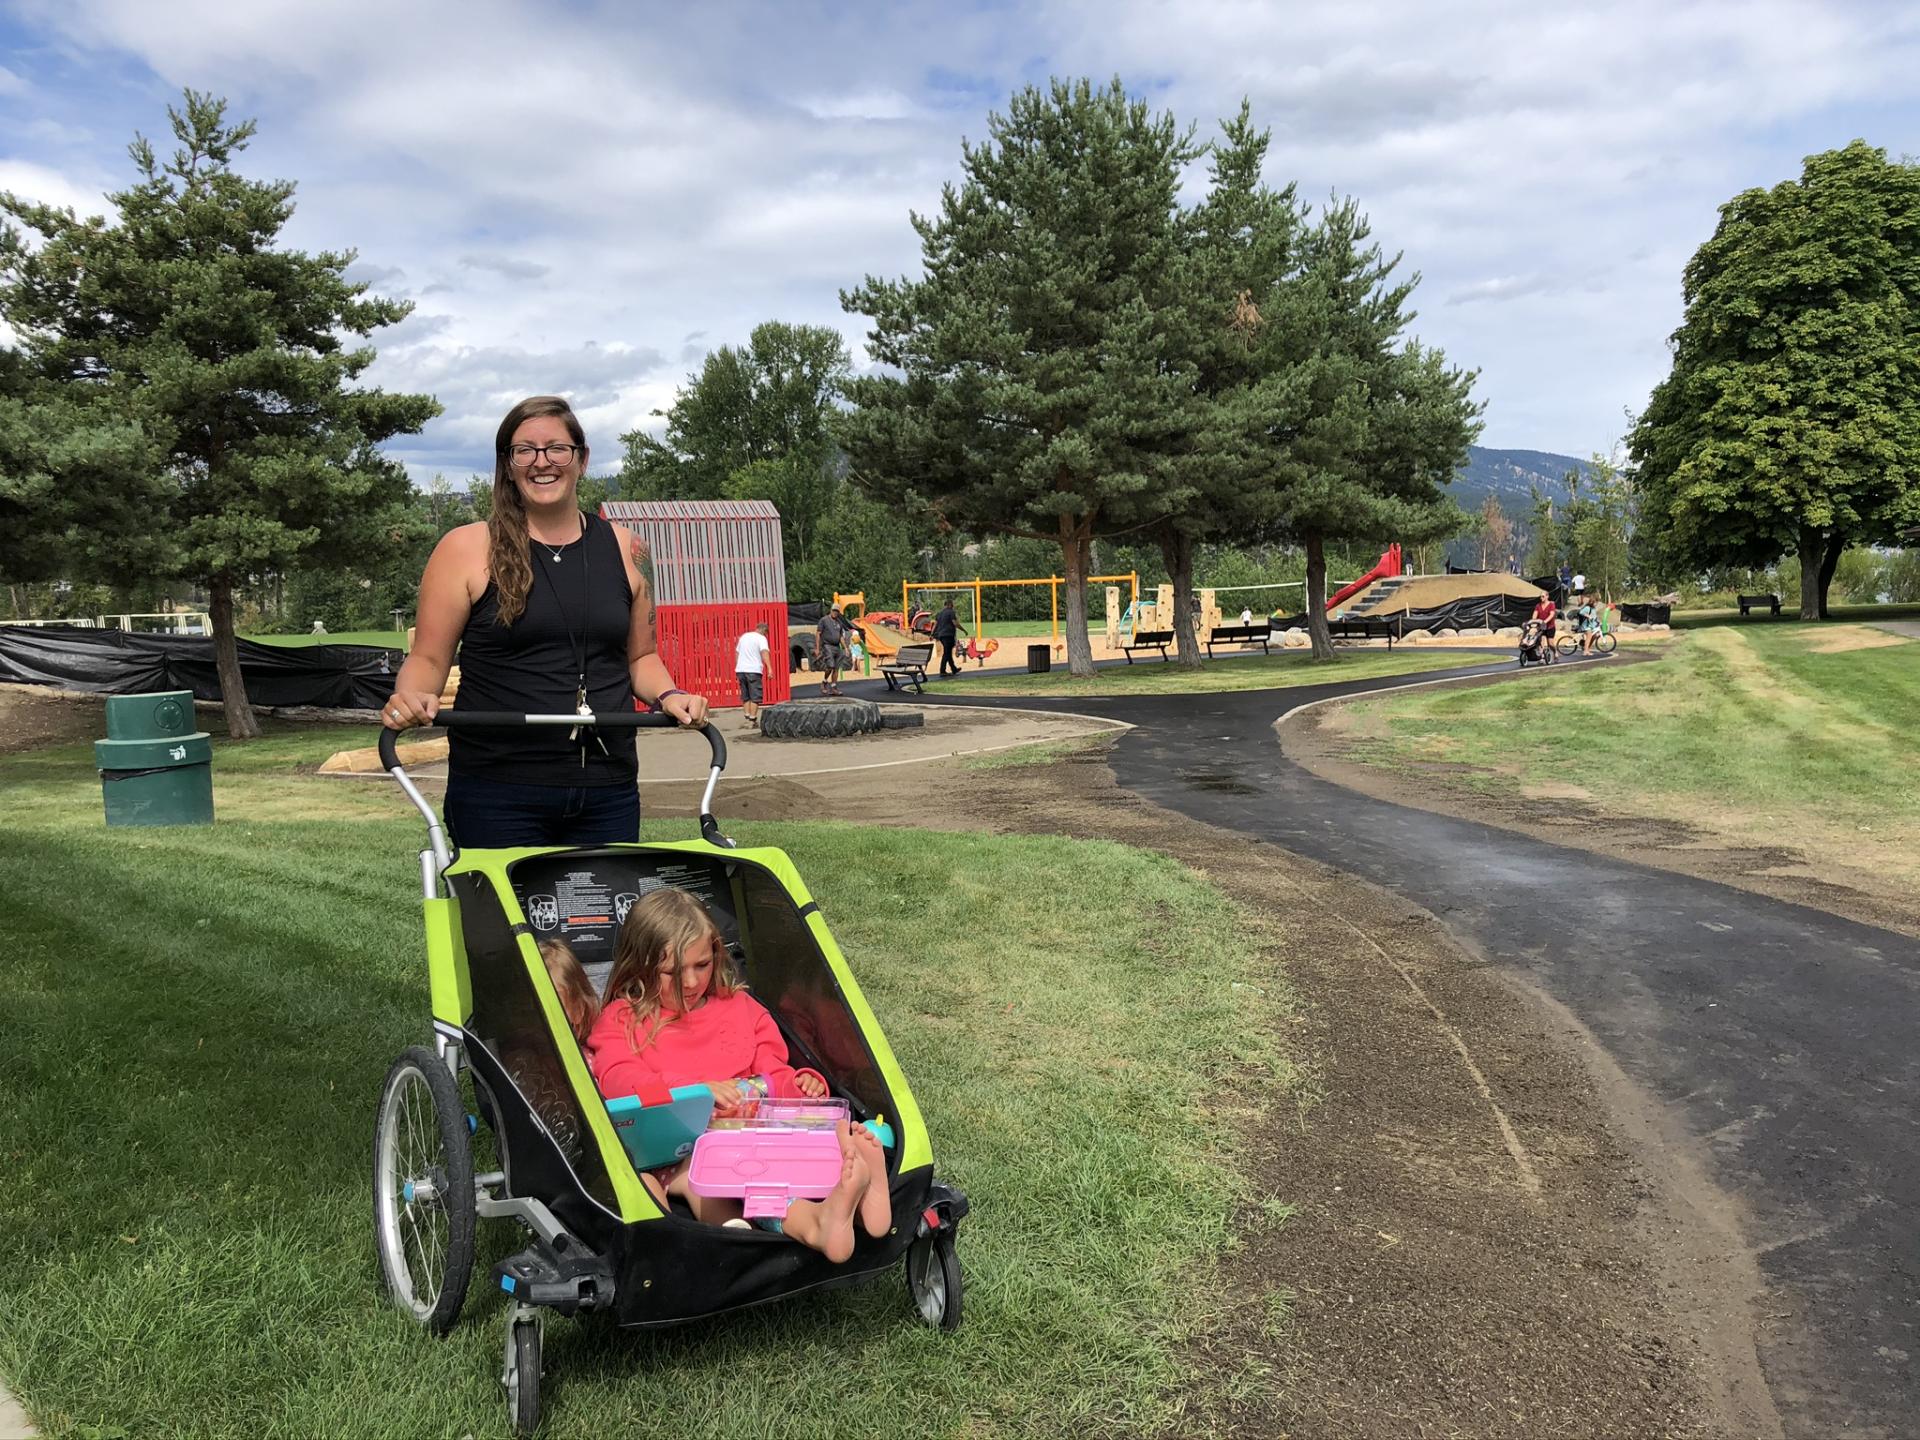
left=104, top=690, right=198, bottom=741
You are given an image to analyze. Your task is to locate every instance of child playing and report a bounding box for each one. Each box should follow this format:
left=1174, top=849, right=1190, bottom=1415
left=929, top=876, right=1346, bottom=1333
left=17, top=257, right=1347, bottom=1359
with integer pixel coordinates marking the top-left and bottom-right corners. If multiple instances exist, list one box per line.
left=538, top=939, right=599, bottom=1044
left=586, top=887, right=889, bottom=1262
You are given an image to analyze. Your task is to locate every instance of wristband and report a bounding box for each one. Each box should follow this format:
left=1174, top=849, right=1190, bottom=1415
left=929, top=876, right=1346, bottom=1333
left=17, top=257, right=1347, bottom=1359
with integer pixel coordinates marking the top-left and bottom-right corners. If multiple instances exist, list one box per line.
left=653, top=688, right=688, bottom=711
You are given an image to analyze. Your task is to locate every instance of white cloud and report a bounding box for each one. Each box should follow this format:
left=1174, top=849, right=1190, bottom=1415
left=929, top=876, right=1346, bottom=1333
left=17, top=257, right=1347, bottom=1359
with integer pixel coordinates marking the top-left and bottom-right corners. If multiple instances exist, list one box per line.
left=0, top=159, right=113, bottom=217
left=6, top=0, right=1919, bottom=460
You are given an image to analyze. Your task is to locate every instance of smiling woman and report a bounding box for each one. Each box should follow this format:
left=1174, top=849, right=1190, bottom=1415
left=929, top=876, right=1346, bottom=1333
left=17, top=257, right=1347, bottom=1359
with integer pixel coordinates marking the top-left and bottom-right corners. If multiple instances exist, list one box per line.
left=381, top=395, right=711, bottom=847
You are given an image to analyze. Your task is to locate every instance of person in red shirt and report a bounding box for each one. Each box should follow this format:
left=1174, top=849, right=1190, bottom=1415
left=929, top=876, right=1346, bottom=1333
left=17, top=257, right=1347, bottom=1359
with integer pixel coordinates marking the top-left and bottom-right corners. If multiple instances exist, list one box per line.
left=1531, top=594, right=1558, bottom=640
left=587, top=888, right=889, bottom=1260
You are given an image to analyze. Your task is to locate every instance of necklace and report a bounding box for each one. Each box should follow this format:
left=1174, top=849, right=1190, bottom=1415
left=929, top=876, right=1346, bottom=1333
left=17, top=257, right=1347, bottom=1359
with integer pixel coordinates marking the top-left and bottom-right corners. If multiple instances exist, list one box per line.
left=533, top=517, right=583, bottom=563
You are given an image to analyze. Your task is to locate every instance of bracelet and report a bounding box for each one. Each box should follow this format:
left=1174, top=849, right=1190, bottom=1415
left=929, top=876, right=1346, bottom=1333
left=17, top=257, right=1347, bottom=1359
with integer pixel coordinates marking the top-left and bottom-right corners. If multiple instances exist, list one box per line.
left=652, top=688, right=688, bottom=711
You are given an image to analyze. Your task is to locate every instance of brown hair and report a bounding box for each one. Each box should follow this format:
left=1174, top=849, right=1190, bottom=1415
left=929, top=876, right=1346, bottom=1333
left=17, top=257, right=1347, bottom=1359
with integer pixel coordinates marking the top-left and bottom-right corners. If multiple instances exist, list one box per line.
left=602, top=889, right=737, bottom=1056
left=488, top=396, right=589, bottom=625
left=538, top=938, right=600, bottom=1044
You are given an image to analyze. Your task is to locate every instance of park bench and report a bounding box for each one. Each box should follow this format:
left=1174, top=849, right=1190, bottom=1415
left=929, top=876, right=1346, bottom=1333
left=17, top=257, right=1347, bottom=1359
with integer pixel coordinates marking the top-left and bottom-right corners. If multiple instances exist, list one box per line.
left=1205, top=623, right=1272, bottom=658
left=1121, top=629, right=1174, bottom=663
left=880, top=642, right=933, bottom=692
left=1738, top=593, right=1782, bottom=618
left=1326, top=617, right=1401, bottom=649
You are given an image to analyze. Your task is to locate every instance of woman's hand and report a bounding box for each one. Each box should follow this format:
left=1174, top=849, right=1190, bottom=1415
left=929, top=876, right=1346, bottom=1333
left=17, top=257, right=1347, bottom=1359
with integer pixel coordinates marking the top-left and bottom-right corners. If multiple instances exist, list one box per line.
left=794, top=1071, right=828, bottom=1098
left=659, top=690, right=710, bottom=728
left=382, top=690, right=442, bottom=730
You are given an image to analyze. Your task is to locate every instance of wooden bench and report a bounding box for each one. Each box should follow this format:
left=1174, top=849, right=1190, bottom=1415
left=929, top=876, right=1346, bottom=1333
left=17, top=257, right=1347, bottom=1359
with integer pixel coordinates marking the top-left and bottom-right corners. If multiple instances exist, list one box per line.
left=1737, top=593, right=1782, bottom=618
left=880, top=643, right=933, bottom=692
left=1121, top=629, right=1174, bottom=663
left=1205, top=623, right=1271, bottom=658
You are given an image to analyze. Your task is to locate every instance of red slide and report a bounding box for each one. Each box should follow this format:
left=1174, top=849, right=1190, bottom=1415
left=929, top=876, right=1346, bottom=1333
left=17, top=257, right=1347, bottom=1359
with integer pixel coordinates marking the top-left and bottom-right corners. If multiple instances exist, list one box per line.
left=1327, top=543, right=1403, bottom=611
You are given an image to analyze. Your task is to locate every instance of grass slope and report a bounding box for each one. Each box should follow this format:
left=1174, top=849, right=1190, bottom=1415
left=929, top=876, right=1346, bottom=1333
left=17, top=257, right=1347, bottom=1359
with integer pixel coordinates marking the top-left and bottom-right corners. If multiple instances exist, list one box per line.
left=1342, top=623, right=1920, bottom=885
left=0, top=730, right=1292, bottom=1439
left=949, top=647, right=1495, bottom=698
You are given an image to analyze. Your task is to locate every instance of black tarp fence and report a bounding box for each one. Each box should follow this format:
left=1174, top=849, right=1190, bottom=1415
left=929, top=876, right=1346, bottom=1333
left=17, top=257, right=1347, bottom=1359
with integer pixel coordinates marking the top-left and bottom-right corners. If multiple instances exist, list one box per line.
left=0, top=626, right=403, bottom=708
left=1276, top=593, right=1541, bottom=633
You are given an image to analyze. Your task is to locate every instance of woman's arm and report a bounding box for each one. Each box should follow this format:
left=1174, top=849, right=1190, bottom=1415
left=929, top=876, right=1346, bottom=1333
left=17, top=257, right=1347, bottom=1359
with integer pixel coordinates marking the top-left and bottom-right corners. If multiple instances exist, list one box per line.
left=384, top=524, right=485, bottom=729
left=613, top=523, right=709, bottom=726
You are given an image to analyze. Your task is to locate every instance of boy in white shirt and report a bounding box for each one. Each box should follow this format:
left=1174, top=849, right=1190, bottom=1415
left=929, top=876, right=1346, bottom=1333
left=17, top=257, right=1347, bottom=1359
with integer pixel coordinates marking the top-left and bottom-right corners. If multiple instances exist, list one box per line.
left=734, top=622, right=772, bottom=727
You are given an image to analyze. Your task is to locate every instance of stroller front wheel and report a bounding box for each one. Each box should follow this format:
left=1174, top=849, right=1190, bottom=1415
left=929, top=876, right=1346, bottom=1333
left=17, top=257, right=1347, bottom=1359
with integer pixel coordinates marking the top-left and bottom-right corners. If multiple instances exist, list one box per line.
left=906, top=1231, right=963, bottom=1331
left=374, top=1045, right=477, bottom=1336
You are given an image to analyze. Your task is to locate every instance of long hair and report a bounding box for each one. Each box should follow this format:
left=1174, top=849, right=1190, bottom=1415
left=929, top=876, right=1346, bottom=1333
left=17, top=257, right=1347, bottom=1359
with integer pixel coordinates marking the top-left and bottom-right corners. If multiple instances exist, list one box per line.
left=602, top=889, right=738, bottom=1056
left=538, top=939, right=600, bottom=1044
left=488, top=396, right=588, bottom=625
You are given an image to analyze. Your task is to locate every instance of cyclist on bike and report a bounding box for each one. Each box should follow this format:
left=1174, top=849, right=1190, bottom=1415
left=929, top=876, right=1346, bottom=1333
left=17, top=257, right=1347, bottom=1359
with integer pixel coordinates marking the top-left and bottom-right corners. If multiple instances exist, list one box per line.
left=1572, top=593, right=1603, bottom=656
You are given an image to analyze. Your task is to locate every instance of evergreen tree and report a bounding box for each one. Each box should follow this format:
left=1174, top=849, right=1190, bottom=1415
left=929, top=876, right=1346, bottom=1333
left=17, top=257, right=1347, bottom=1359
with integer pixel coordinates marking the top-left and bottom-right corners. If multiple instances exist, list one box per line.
left=840, top=78, right=1203, bottom=677
left=1629, top=141, right=1920, bottom=619
left=0, top=91, right=438, bottom=736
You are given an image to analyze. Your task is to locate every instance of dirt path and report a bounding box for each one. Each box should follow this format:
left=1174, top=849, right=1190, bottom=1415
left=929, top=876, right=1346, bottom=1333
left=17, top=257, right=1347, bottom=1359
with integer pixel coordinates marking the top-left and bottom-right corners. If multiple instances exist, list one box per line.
left=653, top=739, right=1772, bottom=1439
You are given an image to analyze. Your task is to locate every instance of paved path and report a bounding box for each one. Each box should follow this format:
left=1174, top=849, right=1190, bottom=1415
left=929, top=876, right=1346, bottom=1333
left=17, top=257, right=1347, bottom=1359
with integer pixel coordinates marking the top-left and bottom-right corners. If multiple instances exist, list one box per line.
left=879, top=656, right=1920, bottom=1438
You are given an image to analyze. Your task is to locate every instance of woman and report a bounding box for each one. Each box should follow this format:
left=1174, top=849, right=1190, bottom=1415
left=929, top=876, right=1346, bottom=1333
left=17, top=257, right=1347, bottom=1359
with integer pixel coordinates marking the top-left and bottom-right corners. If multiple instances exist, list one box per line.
left=382, top=395, right=708, bottom=846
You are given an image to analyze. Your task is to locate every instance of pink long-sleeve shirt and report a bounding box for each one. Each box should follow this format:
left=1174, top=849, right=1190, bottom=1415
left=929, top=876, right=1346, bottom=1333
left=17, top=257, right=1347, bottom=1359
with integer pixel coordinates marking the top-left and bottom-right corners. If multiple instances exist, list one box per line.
left=587, top=991, right=822, bottom=1105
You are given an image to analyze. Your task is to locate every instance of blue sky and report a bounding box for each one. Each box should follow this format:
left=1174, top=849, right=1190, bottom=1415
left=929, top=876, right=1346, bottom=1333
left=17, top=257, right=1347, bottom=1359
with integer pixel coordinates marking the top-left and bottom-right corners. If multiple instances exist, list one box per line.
left=3, top=0, right=1917, bottom=483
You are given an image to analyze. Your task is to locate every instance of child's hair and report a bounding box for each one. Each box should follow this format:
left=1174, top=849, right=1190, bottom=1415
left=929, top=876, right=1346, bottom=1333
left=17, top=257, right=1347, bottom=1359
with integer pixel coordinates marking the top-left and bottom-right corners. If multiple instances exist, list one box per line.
left=602, top=888, right=737, bottom=1054
left=538, top=938, right=600, bottom=1044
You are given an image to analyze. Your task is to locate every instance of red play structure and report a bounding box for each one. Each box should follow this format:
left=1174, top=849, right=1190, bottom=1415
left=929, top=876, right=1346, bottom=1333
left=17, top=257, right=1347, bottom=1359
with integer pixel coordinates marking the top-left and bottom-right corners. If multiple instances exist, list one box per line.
left=1327, top=543, right=1403, bottom=611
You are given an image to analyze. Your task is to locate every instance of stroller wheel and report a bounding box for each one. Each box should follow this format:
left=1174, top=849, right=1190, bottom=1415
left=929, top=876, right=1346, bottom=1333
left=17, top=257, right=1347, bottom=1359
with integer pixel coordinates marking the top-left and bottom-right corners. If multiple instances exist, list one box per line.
left=504, top=1309, right=542, bottom=1437
left=906, top=1231, right=963, bottom=1331
left=374, top=1045, right=477, bottom=1336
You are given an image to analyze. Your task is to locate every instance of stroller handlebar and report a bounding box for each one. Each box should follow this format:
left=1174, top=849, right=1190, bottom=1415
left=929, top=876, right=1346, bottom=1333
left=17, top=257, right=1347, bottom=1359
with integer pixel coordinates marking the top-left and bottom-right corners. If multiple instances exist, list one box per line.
left=379, top=710, right=733, bottom=866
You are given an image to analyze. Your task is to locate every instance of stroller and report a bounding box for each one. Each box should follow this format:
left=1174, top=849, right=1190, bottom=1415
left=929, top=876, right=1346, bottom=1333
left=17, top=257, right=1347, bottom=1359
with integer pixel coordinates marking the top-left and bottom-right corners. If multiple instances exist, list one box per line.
left=1517, top=619, right=1558, bottom=667
left=372, top=711, right=968, bottom=1436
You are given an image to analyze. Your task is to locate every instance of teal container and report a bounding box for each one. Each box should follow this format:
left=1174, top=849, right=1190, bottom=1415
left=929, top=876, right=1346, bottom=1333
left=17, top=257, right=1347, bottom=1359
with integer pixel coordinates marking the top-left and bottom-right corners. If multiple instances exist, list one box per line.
left=95, top=690, right=215, bottom=827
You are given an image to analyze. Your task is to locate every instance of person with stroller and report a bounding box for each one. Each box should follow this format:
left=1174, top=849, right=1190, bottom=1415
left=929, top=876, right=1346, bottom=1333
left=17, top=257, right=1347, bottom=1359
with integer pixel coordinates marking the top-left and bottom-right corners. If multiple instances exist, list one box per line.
left=1521, top=592, right=1558, bottom=664
left=380, top=395, right=709, bottom=848
left=586, top=888, right=891, bottom=1262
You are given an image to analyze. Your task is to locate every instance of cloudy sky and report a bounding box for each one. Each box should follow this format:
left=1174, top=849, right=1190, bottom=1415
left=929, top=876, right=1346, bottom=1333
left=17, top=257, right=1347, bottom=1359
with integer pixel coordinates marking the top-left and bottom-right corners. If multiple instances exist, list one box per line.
left=3, top=0, right=1916, bottom=483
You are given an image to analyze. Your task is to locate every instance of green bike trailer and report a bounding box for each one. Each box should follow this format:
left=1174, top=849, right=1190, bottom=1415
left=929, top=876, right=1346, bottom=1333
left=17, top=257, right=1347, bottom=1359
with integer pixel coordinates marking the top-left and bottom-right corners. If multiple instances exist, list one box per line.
left=371, top=711, right=968, bottom=1436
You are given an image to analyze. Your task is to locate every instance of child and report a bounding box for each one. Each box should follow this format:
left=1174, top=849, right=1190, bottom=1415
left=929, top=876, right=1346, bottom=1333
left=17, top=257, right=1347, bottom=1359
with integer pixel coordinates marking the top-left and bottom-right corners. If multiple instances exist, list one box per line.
left=586, top=888, right=890, bottom=1262
left=538, top=938, right=599, bottom=1044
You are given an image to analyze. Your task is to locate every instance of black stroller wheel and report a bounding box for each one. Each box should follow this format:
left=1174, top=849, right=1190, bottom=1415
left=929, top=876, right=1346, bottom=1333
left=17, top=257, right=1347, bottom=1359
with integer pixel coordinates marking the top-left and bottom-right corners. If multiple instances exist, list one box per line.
left=373, top=1045, right=477, bottom=1336
left=505, top=1314, right=542, bottom=1436
left=906, top=1232, right=963, bottom=1331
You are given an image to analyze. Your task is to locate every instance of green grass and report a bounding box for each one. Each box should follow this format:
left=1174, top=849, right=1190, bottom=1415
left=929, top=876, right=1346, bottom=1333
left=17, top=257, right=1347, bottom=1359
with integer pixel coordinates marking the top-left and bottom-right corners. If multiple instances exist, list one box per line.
left=1669, top=601, right=1920, bottom=630
left=0, top=727, right=1294, bottom=1439
left=1342, top=622, right=1920, bottom=884
left=945, top=646, right=1497, bottom=698
left=245, top=630, right=409, bottom=648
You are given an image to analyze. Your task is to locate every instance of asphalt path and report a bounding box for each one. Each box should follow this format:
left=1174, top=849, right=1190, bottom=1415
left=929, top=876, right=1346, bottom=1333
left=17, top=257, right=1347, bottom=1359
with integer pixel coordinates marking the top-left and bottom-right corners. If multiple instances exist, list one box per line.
left=859, top=651, right=1920, bottom=1438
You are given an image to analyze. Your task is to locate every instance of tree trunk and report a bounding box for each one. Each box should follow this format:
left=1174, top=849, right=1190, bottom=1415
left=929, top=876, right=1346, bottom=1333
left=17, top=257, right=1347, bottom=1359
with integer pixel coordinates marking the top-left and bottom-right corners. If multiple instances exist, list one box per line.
left=1305, top=532, right=1334, bottom=661
left=1797, top=525, right=1823, bottom=621
left=1059, top=516, right=1096, bottom=678
left=1816, top=533, right=1843, bottom=619
left=1162, top=531, right=1203, bottom=668
left=209, top=575, right=260, bottom=740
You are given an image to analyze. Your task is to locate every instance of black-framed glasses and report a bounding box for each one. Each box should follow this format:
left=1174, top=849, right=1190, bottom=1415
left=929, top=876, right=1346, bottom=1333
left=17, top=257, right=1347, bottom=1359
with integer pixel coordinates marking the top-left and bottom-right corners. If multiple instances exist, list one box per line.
left=506, top=443, right=581, bottom=467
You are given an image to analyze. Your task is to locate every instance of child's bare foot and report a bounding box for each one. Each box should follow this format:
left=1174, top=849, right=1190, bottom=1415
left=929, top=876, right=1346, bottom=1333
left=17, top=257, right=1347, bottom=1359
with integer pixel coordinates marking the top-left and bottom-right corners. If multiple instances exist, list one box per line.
left=848, top=1123, right=892, bottom=1238
left=785, top=1122, right=866, bottom=1263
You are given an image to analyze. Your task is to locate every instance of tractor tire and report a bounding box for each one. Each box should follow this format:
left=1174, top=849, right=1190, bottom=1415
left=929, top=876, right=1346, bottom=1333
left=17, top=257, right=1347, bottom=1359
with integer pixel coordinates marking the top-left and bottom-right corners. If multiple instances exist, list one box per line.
left=758, top=698, right=883, bottom=739
left=878, top=710, right=925, bottom=730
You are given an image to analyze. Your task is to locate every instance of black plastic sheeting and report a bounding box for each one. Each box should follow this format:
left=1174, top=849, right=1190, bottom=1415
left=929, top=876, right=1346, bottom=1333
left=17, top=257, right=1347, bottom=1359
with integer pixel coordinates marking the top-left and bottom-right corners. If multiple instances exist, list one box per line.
left=0, top=625, right=403, bottom=707
left=1617, top=603, right=1672, bottom=625
left=1277, top=592, right=1540, bottom=634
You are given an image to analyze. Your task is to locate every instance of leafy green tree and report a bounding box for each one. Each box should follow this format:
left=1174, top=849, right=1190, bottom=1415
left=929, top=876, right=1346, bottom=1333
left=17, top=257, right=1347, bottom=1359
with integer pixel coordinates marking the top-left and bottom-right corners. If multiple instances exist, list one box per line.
left=840, top=78, right=1204, bottom=677
left=0, top=91, right=439, bottom=736
left=1629, top=141, right=1920, bottom=619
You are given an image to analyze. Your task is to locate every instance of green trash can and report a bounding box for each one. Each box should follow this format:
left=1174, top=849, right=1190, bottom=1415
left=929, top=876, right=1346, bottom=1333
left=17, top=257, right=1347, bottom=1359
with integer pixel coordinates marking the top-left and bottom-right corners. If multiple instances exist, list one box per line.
left=95, top=690, right=214, bottom=827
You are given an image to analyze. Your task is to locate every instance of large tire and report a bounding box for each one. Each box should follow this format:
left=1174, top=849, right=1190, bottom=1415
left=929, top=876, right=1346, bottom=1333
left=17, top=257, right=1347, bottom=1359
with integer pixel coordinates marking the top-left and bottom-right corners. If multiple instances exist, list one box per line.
left=759, top=698, right=883, bottom=739
left=374, top=1045, right=477, bottom=1336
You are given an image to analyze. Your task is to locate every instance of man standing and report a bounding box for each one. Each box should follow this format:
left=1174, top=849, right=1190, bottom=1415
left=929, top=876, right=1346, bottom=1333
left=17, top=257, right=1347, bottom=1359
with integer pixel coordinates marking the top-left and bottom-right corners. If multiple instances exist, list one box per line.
left=816, top=603, right=852, bottom=697
left=932, top=598, right=968, bottom=677
left=734, top=621, right=771, bottom=727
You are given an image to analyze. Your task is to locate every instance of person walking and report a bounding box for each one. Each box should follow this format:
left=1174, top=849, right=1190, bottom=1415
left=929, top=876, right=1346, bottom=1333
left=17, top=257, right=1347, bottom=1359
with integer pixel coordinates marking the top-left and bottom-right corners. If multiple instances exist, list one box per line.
left=815, top=603, right=853, bottom=696
left=734, top=621, right=771, bottom=727
left=932, top=599, right=968, bottom=677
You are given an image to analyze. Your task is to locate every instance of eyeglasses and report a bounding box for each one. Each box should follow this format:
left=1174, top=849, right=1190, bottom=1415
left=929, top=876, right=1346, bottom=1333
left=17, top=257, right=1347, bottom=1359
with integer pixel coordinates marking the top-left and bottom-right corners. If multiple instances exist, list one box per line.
left=506, top=443, right=581, bottom=467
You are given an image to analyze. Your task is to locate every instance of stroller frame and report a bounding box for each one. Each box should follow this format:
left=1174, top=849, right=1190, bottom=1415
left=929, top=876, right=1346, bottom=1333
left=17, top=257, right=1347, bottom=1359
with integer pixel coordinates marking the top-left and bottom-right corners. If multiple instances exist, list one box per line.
left=372, top=711, right=967, bottom=1436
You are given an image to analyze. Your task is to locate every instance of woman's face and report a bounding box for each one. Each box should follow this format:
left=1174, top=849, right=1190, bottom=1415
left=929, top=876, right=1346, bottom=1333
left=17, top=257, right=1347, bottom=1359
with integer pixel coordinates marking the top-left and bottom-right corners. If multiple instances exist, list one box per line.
left=659, top=939, right=717, bottom=1012
left=507, top=414, right=586, bottom=512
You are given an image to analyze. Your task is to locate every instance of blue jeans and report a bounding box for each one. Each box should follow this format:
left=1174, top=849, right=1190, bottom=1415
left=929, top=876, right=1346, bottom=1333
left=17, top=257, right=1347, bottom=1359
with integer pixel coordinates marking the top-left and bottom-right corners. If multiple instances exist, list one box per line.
left=444, top=773, right=640, bottom=849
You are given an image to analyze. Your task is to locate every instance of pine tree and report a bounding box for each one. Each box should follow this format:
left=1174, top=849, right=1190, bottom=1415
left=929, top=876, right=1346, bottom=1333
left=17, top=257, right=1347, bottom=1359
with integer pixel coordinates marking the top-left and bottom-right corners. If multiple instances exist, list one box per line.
left=0, top=91, right=439, bottom=736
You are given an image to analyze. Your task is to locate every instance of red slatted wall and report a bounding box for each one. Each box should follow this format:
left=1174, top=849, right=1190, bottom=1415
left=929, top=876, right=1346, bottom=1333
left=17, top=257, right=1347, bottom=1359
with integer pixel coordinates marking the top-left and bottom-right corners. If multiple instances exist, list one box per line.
left=654, top=603, right=791, bottom=711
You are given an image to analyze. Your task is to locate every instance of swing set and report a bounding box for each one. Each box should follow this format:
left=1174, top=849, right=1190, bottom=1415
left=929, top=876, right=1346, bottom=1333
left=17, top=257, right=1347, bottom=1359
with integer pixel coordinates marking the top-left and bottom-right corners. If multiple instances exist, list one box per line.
left=900, top=573, right=1142, bottom=655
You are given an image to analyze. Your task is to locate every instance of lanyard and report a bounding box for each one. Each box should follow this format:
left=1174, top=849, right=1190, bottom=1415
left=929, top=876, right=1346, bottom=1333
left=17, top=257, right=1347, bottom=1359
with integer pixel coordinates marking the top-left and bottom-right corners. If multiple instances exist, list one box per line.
left=532, top=511, right=604, bottom=764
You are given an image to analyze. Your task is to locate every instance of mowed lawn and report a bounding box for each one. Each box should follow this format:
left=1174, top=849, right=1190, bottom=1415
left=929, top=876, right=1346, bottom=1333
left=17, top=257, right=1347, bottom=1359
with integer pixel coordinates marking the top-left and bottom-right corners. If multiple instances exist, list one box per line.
left=1338, top=622, right=1920, bottom=886
left=949, top=645, right=1498, bottom=698
left=0, top=724, right=1293, bottom=1439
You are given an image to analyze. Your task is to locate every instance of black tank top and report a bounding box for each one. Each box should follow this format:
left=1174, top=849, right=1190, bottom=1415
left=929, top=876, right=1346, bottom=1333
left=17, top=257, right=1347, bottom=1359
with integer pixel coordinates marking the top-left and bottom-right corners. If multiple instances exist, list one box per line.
left=450, top=512, right=639, bottom=786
